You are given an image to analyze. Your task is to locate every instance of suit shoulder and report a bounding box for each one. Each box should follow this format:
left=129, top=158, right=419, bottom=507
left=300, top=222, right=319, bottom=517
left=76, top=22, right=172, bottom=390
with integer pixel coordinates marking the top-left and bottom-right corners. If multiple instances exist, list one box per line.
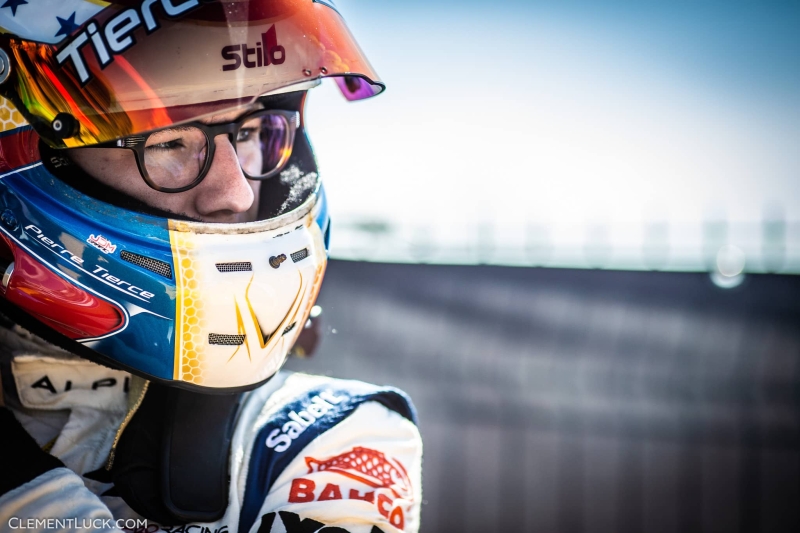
left=236, top=372, right=421, bottom=533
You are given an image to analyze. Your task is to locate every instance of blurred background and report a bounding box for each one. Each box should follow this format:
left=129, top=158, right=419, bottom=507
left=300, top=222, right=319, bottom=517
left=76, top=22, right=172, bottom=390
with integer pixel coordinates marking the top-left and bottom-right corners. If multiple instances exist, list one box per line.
left=287, top=0, right=800, bottom=531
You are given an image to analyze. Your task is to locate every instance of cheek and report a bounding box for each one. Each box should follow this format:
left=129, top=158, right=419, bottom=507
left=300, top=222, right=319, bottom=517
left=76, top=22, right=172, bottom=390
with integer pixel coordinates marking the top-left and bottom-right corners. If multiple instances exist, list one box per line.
left=239, top=148, right=263, bottom=177
left=245, top=179, right=262, bottom=221
left=71, top=147, right=195, bottom=212
left=72, top=149, right=142, bottom=194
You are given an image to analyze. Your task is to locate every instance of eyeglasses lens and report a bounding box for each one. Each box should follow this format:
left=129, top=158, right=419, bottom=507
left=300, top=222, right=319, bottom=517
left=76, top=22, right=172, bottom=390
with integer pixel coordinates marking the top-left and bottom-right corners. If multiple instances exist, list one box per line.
left=143, top=112, right=292, bottom=190
left=237, top=113, right=291, bottom=179
left=144, top=127, right=209, bottom=190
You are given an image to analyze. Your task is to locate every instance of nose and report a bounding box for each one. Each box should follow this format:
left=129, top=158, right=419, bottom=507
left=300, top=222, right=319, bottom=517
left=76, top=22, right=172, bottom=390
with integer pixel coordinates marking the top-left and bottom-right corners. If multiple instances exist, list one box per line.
left=193, top=135, right=255, bottom=221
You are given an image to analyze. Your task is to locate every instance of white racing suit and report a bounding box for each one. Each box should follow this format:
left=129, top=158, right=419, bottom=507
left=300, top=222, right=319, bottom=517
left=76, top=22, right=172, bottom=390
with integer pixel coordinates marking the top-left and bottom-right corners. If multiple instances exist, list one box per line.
left=0, top=327, right=422, bottom=533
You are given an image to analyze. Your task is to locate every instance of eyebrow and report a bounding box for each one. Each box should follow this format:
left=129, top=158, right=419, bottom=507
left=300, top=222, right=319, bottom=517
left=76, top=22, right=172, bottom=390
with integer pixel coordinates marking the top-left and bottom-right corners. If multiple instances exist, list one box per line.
left=149, top=126, right=195, bottom=135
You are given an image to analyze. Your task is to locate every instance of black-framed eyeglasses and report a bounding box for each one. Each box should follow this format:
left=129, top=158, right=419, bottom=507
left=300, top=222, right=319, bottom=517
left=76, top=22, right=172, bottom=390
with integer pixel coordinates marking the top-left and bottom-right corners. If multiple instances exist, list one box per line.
left=97, top=109, right=300, bottom=193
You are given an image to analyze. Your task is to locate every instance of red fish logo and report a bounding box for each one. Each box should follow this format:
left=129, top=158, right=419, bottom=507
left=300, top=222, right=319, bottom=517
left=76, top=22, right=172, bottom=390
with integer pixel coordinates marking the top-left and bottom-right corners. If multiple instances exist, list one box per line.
left=305, top=446, right=412, bottom=500
left=288, top=447, right=413, bottom=530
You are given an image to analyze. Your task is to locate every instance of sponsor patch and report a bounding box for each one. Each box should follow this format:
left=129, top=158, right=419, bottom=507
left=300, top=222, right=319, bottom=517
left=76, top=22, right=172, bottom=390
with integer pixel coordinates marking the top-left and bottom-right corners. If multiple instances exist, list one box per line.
left=265, top=390, right=346, bottom=452
left=220, top=25, right=285, bottom=72
left=239, top=384, right=417, bottom=533
left=12, top=355, right=130, bottom=411
left=287, top=447, right=413, bottom=530
left=88, top=234, right=117, bottom=254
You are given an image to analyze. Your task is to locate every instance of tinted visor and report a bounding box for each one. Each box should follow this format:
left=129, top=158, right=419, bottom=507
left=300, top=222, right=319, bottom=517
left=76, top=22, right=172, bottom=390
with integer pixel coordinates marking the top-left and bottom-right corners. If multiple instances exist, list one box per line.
left=0, top=0, right=384, bottom=148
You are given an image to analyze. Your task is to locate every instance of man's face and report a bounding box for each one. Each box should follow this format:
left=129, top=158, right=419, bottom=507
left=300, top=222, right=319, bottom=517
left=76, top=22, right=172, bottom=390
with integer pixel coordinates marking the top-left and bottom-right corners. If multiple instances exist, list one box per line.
left=69, top=106, right=262, bottom=224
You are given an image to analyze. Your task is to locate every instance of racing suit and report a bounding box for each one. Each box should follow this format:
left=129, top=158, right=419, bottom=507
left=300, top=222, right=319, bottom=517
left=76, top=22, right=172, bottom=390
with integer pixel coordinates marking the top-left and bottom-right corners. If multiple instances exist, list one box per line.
left=0, top=325, right=422, bottom=533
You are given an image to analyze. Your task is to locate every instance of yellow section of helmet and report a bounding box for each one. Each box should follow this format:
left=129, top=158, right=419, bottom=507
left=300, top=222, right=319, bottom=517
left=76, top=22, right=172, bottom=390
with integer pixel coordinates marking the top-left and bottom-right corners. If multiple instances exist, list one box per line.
left=167, top=204, right=327, bottom=389
left=0, top=97, right=27, bottom=132
left=171, top=229, right=208, bottom=386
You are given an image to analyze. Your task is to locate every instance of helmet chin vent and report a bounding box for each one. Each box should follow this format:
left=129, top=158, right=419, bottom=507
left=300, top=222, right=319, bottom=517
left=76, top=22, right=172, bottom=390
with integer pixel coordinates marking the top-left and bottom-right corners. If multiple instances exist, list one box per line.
left=215, top=262, right=253, bottom=273
left=120, top=250, right=173, bottom=279
left=208, top=333, right=246, bottom=346
left=290, top=248, right=309, bottom=263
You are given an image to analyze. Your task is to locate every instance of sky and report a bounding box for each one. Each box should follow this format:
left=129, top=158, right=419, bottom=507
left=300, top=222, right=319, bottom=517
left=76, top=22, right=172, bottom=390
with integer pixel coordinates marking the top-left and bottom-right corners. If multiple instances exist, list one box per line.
left=306, top=0, right=800, bottom=272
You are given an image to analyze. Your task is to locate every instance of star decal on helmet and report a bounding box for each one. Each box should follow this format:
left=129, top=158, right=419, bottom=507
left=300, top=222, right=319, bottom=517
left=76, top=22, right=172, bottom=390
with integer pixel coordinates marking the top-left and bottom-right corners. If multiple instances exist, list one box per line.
left=1, top=0, right=28, bottom=17
left=54, top=11, right=79, bottom=38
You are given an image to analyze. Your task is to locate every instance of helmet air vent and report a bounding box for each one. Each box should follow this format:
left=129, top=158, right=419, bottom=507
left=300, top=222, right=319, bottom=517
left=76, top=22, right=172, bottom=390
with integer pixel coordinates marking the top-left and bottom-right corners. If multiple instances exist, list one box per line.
left=290, top=248, right=309, bottom=263
left=282, top=322, right=297, bottom=336
left=208, top=333, right=246, bottom=346
left=120, top=251, right=173, bottom=279
left=215, top=262, right=253, bottom=272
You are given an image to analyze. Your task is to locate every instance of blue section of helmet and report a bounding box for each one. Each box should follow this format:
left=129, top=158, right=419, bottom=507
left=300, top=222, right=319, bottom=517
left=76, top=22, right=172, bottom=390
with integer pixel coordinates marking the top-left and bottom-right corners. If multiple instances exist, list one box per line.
left=86, top=312, right=176, bottom=380
left=315, top=184, right=330, bottom=254
left=0, top=162, right=177, bottom=380
left=0, top=125, right=33, bottom=140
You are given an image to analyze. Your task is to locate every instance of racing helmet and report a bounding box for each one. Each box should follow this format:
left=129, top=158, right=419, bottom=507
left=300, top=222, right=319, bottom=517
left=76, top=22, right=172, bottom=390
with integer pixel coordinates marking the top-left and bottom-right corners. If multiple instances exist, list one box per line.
left=0, top=0, right=383, bottom=391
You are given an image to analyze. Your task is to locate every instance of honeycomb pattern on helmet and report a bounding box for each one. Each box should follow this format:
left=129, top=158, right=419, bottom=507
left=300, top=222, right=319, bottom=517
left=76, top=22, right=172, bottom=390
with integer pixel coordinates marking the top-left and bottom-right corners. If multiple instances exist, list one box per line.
left=172, top=231, right=207, bottom=385
left=0, top=98, right=27, bottom=132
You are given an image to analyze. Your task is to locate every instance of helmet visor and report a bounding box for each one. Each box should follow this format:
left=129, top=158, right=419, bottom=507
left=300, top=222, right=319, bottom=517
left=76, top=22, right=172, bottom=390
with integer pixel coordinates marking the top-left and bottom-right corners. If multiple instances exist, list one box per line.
left=0, top=0, right=384, bottom=148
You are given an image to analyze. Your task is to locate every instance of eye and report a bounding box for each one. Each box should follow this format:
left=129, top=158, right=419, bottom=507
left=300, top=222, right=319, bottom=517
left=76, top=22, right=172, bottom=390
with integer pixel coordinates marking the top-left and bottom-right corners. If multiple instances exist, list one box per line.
left=146, top=138, right=184, bottom=151
left=237, top=127, right=259, bottom=143
left=145, top=126, right=199, bottom=151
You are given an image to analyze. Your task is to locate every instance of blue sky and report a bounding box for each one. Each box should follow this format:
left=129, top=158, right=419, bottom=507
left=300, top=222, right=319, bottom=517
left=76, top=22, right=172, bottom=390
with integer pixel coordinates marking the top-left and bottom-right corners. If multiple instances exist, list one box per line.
left=307, top=0, right=800, bottom=270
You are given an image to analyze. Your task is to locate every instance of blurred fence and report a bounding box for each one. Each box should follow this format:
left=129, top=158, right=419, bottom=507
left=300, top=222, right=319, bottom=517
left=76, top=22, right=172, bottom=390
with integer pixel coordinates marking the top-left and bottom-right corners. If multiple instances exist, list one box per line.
left=285, top=259, right=800, bottom=533
left=330, top=218, right=800, bottom=277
